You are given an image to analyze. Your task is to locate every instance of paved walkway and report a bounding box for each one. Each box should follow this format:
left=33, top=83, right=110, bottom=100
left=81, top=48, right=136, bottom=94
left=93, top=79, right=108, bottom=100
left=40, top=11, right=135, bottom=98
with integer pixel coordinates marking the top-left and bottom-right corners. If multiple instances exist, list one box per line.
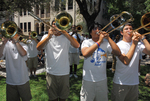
left=0, top=54, right=150, bottom=77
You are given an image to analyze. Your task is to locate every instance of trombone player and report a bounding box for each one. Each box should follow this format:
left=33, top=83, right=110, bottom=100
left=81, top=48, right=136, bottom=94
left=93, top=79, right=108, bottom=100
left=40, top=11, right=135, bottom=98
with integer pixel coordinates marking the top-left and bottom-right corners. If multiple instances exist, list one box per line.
left=80, top=23, right=121, bottom=101
left=69, top=25, right=82, bottom=78
left=36, top=19, right=80, bottom=101
left=26, top=31, right=39, bottom=77
left=0, top=21, right=32, bottom=101
left=111, top=23, right=150, bottom=101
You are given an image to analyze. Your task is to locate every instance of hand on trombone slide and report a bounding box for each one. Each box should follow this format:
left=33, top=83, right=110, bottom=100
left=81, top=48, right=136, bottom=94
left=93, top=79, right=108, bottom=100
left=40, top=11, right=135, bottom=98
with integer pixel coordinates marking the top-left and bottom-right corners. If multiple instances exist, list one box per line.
left=131, top=32, right=141, bottom=45
left=97, top=31, right=109, bottom=41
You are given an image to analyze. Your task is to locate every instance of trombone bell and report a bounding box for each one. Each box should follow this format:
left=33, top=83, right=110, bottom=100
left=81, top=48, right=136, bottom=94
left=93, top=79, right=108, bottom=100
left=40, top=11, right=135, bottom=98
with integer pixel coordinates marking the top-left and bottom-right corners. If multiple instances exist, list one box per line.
left=55, top=12, right=73, bottom=30
left=76, top=25, right=83, bottom=32
left=141, top=12, right=150, bottom=31
left=30, top=31, right=38, bottom=38
left=0, top=21, right=18, bottom=38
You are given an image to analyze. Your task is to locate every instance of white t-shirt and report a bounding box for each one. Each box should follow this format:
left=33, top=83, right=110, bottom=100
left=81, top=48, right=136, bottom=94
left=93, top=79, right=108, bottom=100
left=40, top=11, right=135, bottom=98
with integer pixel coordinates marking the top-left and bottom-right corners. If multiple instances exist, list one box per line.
left=41, top=34, right=70, bottom=76
left=113, top=40, right=145, bottom=85
left=69, top=32, right=81, bottom=53
left=2, top=41, right=29, bottom=85
left=81, top=39, right=112, bottom=82
left=26, top=39, right=38, bottom=58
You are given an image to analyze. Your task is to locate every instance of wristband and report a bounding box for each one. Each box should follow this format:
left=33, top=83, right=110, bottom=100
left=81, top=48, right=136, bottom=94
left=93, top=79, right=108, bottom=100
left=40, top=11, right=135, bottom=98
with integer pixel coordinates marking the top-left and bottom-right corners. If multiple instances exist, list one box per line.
left=141, top=36, right=146, bottom=41
left=96, top=42, right=100, bottom=47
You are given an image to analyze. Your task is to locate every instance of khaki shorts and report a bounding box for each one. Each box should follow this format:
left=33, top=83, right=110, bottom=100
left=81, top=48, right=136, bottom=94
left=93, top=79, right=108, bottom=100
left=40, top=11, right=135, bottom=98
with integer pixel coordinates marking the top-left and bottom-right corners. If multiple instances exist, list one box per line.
left=6, top=81, right=32, bottom=101
left=46, top=73, right=70, bottom=100
left=27, top=56, right=38, bottom=68
left=69, top=53, right=80, bottom=65
left=80, top=79, right=108, bottom=101
left=111, top=82, right=138, bottom=101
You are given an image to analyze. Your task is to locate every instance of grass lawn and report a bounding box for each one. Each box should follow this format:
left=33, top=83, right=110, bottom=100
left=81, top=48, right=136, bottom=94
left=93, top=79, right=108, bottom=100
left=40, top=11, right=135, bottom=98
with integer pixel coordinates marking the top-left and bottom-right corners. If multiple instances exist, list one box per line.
left=0, top=59, right=150, bottom=101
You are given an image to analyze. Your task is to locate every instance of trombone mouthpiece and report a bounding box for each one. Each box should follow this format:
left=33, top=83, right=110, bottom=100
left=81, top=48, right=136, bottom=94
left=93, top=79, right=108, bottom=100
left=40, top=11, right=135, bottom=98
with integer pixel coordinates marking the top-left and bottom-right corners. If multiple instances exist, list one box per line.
left=127, top=32, right=131, bottom=34
left=96, top=32, right=99, bottom=35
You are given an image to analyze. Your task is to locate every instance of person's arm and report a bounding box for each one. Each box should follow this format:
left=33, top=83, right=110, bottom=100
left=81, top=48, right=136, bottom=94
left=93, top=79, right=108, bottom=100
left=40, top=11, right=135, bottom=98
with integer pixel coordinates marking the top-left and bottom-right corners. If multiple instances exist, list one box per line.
left=107, top=37, right=121, bottom=56
left=62, top=30, right=80, bottom=48
left=15, top=42, right=27, bottom=56
left=0, top=37, right=8, bottom=58
left=0, top=43, right=5, bottom=58
left=141, top=35, right=150, bottom=55
left=118, top=34, right=139, bottom=65
left=82, top=32, right=104, bottom=58
left=36, top=29, right=53, bottom=51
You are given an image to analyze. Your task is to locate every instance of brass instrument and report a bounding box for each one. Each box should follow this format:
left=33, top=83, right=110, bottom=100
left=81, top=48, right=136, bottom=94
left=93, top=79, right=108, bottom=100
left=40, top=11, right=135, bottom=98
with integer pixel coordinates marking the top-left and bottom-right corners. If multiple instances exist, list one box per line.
left=28, top=12, right=73, bottom=33
left=76, top=25, right=83, bottom=32
left=1, top=21, right=18, bottom=38
left=30, top=31, right=38, bottom=38
left=97, top=11, right=134, bottom=34
left=129, top=12, right=150, bottom=36
left=0, top=21, right=29, bottom=43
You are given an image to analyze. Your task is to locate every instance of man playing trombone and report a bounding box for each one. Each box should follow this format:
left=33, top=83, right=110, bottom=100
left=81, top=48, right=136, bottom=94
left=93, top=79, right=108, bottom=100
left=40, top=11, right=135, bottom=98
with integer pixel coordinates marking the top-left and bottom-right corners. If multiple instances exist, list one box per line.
left=26, top=31, right=39, bottom=77
left=80, top=23, right=121, bottom=101
left=111, top=23, right=150, bottom=101
left=0, top=33, right=32, bottom=101
left=36, top=20, right=80, bottom=101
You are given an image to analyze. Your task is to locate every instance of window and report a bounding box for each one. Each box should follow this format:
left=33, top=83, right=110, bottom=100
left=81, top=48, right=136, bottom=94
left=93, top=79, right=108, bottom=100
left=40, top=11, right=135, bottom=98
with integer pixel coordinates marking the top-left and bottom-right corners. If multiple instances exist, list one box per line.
left=19, top=10, right=22, bottom=16
left=36, top=5, right=39, bottom=15
left=24, top=10, right=26, bottom=15
left=46, top=3, right=50, bottom=13
left=55, top=0, right=59, bottom=11
left=20, top=23, right=23, bottom=30
left=41, top=23, right=44, bottom=32
left=28, top=22, right=31, bottom=32
left=61, top=0, right=66, bottom=11
left=68, top=0, right=73, bottom=10
left=24, top=23, right=27, bottom=32
left=41, top=5, right=44, bottom=14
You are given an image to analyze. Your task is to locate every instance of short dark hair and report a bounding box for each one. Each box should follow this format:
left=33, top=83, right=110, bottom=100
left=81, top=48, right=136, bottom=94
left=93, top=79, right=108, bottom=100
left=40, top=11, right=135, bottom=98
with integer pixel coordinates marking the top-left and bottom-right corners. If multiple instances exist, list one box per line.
left=121, top=23, right=133, bottom=32
left=88, top=23, right=103, bottom=38
left=51, top=19, right=55, bottom=25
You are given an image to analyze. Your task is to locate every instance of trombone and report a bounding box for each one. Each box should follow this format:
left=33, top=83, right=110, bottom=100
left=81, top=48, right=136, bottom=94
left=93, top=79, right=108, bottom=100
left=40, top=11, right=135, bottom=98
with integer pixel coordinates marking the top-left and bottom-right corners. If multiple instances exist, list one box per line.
left=76, top=25, right=83, bottom=32
left=30, top=31, right=38, bottom=38
left=1, top=21, right=18, bottom=38
left=28, top=12, right=73, bottom=34
left=0, top=21, right=29, bottom=43
left=97, top=11, right=134, bottom=34
left=129, top=12, right=150, bottom=36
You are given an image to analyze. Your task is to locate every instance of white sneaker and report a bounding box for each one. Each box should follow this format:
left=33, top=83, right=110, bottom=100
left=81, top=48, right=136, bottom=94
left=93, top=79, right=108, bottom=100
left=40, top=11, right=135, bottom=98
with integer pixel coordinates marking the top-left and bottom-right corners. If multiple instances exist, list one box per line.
left=70, top=74, right=73, bottom=78
left=74, top=74, right=78, bottom=78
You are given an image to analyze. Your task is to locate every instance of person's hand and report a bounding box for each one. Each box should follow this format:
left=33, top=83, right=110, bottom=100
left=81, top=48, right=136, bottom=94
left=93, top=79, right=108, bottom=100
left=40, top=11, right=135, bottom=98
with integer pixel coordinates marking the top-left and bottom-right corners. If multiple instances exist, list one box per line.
left=102, top=31, right=109, bottom=40
left=132, top=31, right=140, bottom=45
left=48, top=28, right=55, bottom=38
left=12, top=34, right=20, bottom=43
left=98, top=31, right=109, bottom=42
left=2, top=37, right=8, bottom=45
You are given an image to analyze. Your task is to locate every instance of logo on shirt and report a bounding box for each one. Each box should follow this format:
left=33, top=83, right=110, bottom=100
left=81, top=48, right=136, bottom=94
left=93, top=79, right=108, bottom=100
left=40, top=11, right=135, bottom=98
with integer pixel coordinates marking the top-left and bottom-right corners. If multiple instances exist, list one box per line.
left=90, top=48, right=107, bottom=66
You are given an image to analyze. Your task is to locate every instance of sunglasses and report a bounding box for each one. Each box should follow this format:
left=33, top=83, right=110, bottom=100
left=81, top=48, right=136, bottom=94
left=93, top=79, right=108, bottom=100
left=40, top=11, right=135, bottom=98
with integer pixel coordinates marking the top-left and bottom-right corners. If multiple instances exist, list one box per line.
left=93, top=27, right=101, bottom=30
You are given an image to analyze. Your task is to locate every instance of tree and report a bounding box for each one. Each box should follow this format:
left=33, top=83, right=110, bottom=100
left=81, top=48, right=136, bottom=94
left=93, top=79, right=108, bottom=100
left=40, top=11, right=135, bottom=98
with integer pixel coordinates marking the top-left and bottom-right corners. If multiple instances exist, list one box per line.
left=75, top=0, right=102, bottom=32
left=105, top=0, right=149, bottom=28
